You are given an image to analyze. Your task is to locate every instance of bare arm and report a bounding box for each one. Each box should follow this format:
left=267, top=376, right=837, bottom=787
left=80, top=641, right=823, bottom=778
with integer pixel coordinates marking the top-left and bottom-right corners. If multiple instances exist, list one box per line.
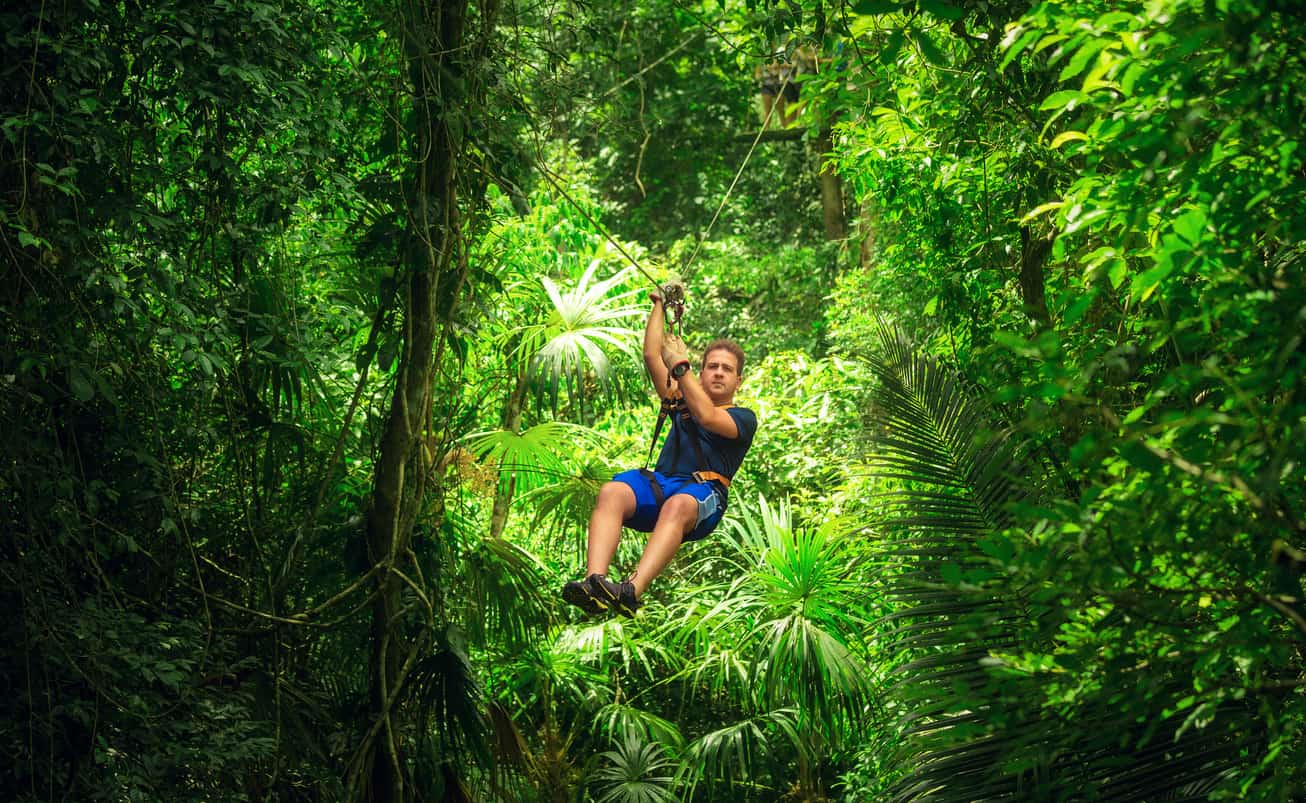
left=643, top=295, right=674, bottom=400
left=673, top=363, right=739, bottom=439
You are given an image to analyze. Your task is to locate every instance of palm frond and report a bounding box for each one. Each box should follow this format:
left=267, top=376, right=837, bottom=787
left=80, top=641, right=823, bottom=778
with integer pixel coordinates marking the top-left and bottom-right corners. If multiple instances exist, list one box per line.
left=591, top=730, right=682, bottom=803
left=497, top=637, right=613, bottom=720
left=865, top=324, right=1025, bottom=534
left=459, top=535, right=552, bottom=651
left=516, top=261, right=645, bottom=411
left=666, top=641, right=756, bottom=712
left=864, top=326, right=1059, bottom=800
left=462, top=421, right=599, bottom=494
left=546, top=616, right=687, bottom=717
left=865, top=325, right=1264, bottom=801
left=754, top=613, right=870, bottom=727
left=594, top=704, right=686, bottom=752
left=694, top=496, right=874, bottom=730
left=517, top=457, right=611, bottom=560
left=411, top=627, right=490, bottom=767
left=677, top=708, right=802, bottom=800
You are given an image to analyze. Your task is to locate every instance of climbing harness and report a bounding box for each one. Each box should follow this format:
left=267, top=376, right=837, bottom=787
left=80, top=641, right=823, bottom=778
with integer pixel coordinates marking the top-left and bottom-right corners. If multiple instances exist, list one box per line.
left=641, top=391, right=735, bottom=489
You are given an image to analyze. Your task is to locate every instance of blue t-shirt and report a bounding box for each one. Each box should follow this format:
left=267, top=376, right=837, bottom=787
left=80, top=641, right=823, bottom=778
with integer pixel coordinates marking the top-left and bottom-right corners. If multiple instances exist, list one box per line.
left=654, top=407, right=758, bottom=481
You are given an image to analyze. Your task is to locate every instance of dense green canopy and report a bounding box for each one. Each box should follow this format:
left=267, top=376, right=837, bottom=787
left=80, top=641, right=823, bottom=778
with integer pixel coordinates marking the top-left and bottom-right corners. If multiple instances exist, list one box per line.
left=2, top=0, right=1302, bottom=800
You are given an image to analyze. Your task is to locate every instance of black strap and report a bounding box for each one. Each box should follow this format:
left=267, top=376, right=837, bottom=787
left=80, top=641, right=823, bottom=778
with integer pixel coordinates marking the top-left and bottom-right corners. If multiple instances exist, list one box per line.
left=644, top=394, right=733, bottom=484
left=638, top=469, right=665, bottom=506
left=678, top=402, right=712, bottom=475
left=643, top=396, right=677, bottom=470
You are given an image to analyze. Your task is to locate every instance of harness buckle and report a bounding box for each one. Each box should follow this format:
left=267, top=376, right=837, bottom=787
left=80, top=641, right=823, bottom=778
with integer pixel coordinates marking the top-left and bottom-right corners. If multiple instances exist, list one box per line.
left=692, top=470, right=731, bottom=489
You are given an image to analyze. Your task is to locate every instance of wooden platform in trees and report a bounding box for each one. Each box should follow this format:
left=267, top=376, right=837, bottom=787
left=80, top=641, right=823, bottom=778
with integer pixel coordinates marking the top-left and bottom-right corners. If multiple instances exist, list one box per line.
left=731, top=127, right=810, bottom=143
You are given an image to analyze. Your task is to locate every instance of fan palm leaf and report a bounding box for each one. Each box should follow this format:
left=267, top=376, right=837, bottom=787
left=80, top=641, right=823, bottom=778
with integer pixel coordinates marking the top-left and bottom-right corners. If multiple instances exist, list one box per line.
left=496, top=637, right=613, bottom=728
left=459, top=535, right=552, bottom=651
left=411, top=626, right=490, bottom=767
left=594, top=704, right=685, bottom=753
left=691, top=497, right=873, bottom=731
left=517, top=457, right=611, bottom=560
left=515, top=260, right=645, bottom=411
left=591, top=731, right=682, bottom=803
left=677, top=708, right=803, bottom=800
left=462, top=421, right=599, bottom=495
left=652, top=497, right=871, bottom=800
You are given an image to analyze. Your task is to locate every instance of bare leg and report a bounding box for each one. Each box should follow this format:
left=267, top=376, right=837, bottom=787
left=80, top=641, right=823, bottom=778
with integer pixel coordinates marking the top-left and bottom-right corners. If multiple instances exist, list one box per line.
left=628, top=494, right=697, bottom=598
left=781, top=101, right=795, bottom=127
left=758, top=93, right=775, bottom=128
left=586, top=481, right=636, bottom=577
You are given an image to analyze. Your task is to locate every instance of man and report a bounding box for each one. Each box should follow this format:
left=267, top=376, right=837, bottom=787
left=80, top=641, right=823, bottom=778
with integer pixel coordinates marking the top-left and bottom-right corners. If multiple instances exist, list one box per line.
left=562, top=286, right=758, bottom=617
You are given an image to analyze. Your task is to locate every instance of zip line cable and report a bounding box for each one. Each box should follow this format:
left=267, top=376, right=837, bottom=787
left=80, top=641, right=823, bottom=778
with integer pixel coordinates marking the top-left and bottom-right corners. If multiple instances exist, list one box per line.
left=679, top=77, right=787, bottom=276
left=532, top=161, right=665, bottom=291
left=599, top=30, right=705, bottom=100
left=530, top=66, right=792, bottom=299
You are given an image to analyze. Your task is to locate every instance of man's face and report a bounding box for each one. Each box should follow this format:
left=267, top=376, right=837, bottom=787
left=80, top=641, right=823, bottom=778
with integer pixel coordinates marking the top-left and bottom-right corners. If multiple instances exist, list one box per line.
left=700, top=348, right=743, bottom=402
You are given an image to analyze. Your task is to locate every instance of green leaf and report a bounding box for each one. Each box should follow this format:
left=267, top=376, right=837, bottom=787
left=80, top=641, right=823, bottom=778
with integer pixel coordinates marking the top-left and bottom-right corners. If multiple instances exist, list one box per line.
left=1244, top=189, right=1271, bottom=211
left=463, top=422, right=598, bottom=493
left=919, top=0, right=964, bottom=21
left=1122, top=405, right=1147, bottom=425
left=1050, top=130, right=1088, bottom=149
left=1039, top=89, right=1088, bottom=112
left=1171, top=207, right=1207, bottom=245
left=1059, top=39, right=1107, bottom=82
left=853, top=0, right=900, bottom=14
left=1107, top=259, right=1127, bottom=289
left=1062, top=292, right=1094, bottom=325
left=1130, top=257, right=1179, bottom=302
left=940, top=561, right=963, bottom=585
left=1021, top=200, right=1064, bottom=223
left=1033, top=32, right=1068, bottom=54
left=881, top=28, right=906, bottom=66
left=913, top=31, right=947, bottom=66
left=999, top=27, right=1040, bottom=72
left=69, top=365, right=95, bottom=402
left=1119, top=441, right=1163, bottom=472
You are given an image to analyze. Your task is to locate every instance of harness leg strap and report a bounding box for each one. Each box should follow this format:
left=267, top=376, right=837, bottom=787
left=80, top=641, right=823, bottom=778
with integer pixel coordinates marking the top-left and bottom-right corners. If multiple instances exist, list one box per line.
left=639, top=469, right=666, bottom=506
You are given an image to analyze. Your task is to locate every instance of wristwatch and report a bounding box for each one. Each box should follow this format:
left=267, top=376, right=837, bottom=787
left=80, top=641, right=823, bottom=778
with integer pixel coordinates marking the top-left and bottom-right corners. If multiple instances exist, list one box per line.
left=670, top=362, right=690, bottom=378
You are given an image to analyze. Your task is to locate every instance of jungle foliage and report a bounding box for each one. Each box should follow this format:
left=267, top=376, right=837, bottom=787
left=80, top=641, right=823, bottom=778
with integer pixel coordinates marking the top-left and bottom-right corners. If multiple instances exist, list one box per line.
left=2, top=0, right=1302, bottom=800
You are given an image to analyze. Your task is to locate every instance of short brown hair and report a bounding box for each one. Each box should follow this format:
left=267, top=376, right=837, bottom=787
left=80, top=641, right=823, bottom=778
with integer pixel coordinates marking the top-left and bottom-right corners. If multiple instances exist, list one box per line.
left=701, top=339, right=745, bottom=376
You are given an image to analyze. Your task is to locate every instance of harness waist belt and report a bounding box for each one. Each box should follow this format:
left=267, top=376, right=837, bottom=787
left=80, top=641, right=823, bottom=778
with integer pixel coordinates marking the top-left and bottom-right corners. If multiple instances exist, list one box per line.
left=692, top=470, right=731, bottom=488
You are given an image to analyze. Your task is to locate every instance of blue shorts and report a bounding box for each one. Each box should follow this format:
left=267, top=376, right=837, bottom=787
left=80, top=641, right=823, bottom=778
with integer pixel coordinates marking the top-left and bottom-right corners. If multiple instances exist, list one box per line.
left=612, top=469, right=728, bottom=542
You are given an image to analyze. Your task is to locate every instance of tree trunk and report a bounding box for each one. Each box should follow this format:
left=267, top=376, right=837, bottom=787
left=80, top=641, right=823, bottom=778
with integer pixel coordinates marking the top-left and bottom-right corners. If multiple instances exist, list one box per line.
left=858, top=195, right=877, bottom=270
left=357, top=0, right=474, bottom=799
left=814, top=128, right=846, bottom=240
left=1018, top=224, right=1053, bottom=326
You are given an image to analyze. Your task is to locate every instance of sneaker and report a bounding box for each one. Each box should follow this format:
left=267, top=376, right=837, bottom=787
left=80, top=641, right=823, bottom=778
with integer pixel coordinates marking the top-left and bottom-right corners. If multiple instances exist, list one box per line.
left=562, top=575, right=605, bottom=615
left=588, top=574, right=639, bottom=618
